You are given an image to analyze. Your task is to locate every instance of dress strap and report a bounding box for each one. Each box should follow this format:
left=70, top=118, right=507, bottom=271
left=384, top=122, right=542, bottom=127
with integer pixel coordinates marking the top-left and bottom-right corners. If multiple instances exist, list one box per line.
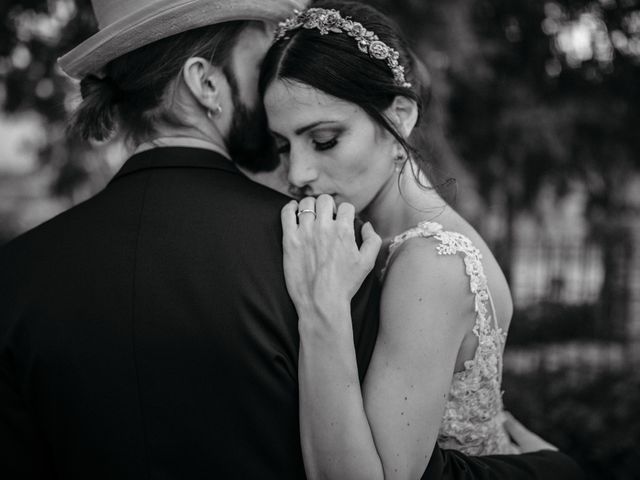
left=432, top=226, right=493, bottom=341
left=487, top=289, right=501, bottom=333
left=486, top=288, right=506, bottom=377
left=385, top=221, right=502, bottom=345
left=381, top=221, right=444, bottom=279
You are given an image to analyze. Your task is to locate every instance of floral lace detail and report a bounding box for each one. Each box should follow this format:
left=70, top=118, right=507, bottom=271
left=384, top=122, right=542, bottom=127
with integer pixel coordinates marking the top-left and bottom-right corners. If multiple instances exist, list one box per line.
left=386, top=221, right=518, bottom=455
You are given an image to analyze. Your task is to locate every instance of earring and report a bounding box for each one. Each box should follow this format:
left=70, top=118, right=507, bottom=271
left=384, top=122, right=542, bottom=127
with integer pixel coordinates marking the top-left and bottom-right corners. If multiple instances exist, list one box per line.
left=207, top=105, right=222, bottom=120
left=394, top=151, right=407, bottom=172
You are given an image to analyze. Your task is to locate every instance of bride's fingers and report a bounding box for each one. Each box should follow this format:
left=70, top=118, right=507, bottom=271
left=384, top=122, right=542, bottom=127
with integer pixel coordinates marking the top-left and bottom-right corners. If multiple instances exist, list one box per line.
left=336, top=202, right=356, bottom=234
left=281, top=200, right=298, bottom=236
left=359, top=222, right=382, bottom=268
left=297, top=197, right=317, bottom=229
left=315, top=194, right=336, bottom=224
left=502, top=412, right=557, bottom=452
left=503, top=412, right=532, bottom=441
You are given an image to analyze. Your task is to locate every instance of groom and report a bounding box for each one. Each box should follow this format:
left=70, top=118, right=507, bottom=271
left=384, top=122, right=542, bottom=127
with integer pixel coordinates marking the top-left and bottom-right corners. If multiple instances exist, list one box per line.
left=0, top=0, right=582, bottom=478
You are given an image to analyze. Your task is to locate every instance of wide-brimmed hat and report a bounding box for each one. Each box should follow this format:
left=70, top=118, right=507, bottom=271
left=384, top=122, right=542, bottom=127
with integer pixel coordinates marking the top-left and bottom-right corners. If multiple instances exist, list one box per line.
left=59, top=0, right=305, bottom=79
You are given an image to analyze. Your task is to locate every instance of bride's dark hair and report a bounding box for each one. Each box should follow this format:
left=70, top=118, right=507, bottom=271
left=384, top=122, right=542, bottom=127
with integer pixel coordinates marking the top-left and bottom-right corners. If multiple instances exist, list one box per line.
left=259, top=0, right=430, bottom=163
left=68, top=22, right=249, bottom=144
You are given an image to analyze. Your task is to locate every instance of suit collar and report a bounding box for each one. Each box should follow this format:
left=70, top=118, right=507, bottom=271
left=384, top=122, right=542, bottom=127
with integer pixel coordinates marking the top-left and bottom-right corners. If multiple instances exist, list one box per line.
left=110, top=147, right=240, bottom=184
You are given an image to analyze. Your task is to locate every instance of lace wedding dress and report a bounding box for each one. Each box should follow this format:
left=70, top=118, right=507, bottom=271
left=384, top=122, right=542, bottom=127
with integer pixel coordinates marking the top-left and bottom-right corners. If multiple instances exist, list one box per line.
left=386, top=221, right=519, bottom=455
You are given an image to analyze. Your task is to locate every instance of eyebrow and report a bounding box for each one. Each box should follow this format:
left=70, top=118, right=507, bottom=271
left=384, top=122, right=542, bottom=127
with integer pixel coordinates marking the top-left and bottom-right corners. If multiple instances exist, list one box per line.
left=271, top=121, right=342, bottom=140
left=294, top=121, right=341, bottom=136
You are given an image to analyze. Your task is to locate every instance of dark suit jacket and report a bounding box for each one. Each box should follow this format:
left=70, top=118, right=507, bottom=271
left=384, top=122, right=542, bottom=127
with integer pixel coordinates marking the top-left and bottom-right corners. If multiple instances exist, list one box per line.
left=0, top=147, right=582, bottom=479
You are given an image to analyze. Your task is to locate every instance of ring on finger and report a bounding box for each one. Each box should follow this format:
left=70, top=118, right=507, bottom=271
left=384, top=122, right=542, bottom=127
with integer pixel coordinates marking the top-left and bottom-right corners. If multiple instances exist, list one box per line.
left=297, top=209, right=317, bottom=219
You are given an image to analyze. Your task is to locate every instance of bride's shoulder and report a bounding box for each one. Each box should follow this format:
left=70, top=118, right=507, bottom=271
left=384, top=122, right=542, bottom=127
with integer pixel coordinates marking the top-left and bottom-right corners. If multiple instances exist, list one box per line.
left=378, top=233, right=476, bottom=343
left=383, top=231, right=468, bottom=287
left=382, top=222, right=458, bottom=280
left=381, top=231, right=476, bottom=322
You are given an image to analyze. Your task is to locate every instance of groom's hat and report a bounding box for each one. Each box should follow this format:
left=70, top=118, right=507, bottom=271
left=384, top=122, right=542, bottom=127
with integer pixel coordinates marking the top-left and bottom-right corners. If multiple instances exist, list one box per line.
left=59, top=0, right=305, bottom=79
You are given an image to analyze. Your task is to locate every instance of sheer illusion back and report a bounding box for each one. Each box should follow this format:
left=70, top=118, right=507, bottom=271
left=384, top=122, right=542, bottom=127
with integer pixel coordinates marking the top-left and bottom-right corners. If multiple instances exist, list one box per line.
left=385, top=221, right=519, bottom=456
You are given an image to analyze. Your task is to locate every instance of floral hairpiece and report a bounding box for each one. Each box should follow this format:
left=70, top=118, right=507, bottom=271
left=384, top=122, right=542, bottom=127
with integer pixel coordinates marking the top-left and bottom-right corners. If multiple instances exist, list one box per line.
left=274, top=8, right=412, bottom=89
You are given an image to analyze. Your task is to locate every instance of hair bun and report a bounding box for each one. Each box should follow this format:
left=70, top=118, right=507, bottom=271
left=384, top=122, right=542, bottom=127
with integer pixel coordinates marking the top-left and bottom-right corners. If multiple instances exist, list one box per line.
left=80, top=74, right=123, bottom=103
left=70, top=74, right=121, bottom=142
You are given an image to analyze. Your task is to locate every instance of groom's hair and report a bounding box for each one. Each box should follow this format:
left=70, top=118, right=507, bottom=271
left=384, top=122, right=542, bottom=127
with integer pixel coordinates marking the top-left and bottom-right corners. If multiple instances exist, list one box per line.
left=259, top=1, right=431, bottom=161
left=68, top=22, right=249, bottom=144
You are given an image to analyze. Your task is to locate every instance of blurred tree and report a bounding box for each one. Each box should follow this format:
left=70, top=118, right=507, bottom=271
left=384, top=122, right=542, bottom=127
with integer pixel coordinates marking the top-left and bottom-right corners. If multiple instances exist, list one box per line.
left=0, top=0, right=95, bottom=116
left=447, top=0, right=640, bottom=286
left=0, top=0, right=97, bottom=201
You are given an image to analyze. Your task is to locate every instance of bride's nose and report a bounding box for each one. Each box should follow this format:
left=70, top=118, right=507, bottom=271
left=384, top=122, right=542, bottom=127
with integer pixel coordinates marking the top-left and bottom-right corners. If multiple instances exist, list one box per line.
left=287, top=150, right=319, bottom=188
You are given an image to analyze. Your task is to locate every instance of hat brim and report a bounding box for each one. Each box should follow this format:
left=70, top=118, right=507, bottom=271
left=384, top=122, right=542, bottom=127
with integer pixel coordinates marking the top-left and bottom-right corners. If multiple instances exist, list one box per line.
left=59, top=0, right=303, bottom=79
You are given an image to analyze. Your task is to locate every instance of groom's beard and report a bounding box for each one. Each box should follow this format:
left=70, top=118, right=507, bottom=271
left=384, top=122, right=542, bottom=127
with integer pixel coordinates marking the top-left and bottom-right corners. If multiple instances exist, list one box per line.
left=226, top=88, right=278, bottom=172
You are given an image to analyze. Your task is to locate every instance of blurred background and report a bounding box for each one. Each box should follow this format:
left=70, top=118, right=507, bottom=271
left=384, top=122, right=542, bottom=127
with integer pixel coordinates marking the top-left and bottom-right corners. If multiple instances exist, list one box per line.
left=1, top=0, right=639, bottom=477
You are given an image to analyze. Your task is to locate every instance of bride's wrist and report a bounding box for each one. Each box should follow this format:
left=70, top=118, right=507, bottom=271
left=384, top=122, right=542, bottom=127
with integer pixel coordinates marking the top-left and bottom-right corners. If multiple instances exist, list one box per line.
left=297, top=302, right=353, bottom=338
left=295, top=291, right=351, bottom=318
left=307, top=300, right=351, bottom=319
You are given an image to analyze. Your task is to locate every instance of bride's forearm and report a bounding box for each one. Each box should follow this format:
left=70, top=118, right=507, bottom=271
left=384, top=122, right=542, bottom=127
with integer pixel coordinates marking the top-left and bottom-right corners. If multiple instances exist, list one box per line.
left=298, top=305, right=384, bottom=480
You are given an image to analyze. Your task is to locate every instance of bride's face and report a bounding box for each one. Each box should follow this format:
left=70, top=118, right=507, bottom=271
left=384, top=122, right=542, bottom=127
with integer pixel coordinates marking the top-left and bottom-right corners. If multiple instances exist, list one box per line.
left=263, top=79, right=398, bottom=212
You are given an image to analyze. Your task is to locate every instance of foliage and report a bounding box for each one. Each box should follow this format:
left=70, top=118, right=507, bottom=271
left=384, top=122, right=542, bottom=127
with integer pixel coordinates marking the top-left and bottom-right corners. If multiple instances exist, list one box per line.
left=440, top=0, right=640, bottom=280
left=0, top=0, right=95, bottom=119
left=449, top=0, right=640, bottom=208
left=508, top=302, right=603, bottom=345
left=0, top=0, right=97, bottom=203
left=504, top=366, right=640, bottom=480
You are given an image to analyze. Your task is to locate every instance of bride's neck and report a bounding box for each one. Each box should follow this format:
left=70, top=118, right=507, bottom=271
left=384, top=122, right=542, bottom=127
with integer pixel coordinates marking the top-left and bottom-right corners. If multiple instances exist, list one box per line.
left=361, top=163, right=449, bottom=240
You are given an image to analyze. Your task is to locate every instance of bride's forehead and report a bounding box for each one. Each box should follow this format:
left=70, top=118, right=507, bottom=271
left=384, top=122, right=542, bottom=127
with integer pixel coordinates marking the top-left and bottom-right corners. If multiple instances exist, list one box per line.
left=266, top=80, right=347, bottom=109
left=264, top=79, right=361, bottom=122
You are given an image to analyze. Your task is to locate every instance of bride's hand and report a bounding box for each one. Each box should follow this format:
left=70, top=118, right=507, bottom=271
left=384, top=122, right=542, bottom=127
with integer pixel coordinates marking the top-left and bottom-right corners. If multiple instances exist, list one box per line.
left=503, top=412, right=558, bottom=452
left=281, top=194, right=382, bottom=320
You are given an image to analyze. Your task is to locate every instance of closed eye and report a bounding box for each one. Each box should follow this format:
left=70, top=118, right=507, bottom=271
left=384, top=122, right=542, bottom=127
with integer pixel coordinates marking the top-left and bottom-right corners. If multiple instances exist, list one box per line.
left=313, top=138, right=338, bottom=151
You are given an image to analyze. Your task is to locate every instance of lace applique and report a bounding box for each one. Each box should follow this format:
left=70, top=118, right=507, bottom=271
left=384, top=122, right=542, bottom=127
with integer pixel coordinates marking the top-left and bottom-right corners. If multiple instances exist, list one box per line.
left=387, top=221, right=518, bottom=455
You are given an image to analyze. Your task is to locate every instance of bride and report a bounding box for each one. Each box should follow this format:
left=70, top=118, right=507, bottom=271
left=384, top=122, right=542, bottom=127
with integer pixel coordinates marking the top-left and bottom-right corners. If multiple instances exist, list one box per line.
left=259, top=2, right=550, bottom=478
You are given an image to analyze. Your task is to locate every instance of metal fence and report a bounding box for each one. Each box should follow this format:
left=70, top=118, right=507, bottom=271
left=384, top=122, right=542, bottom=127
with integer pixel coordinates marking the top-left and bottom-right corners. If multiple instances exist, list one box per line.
left=511, top=239, right=605, bottom=307
left=507, top=232, right=636, bottom=346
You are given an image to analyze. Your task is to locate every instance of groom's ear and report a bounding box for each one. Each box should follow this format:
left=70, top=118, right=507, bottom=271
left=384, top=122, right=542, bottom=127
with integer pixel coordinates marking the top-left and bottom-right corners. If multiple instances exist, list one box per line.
left=182, top=57, right=225, bottom=112
left=385, top=96, right=419, bottom=138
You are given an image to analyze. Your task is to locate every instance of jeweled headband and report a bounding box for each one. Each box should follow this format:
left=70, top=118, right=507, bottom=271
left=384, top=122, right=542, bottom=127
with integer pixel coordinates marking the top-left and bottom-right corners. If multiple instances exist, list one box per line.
left=274, top=8, right=412, bottom=89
